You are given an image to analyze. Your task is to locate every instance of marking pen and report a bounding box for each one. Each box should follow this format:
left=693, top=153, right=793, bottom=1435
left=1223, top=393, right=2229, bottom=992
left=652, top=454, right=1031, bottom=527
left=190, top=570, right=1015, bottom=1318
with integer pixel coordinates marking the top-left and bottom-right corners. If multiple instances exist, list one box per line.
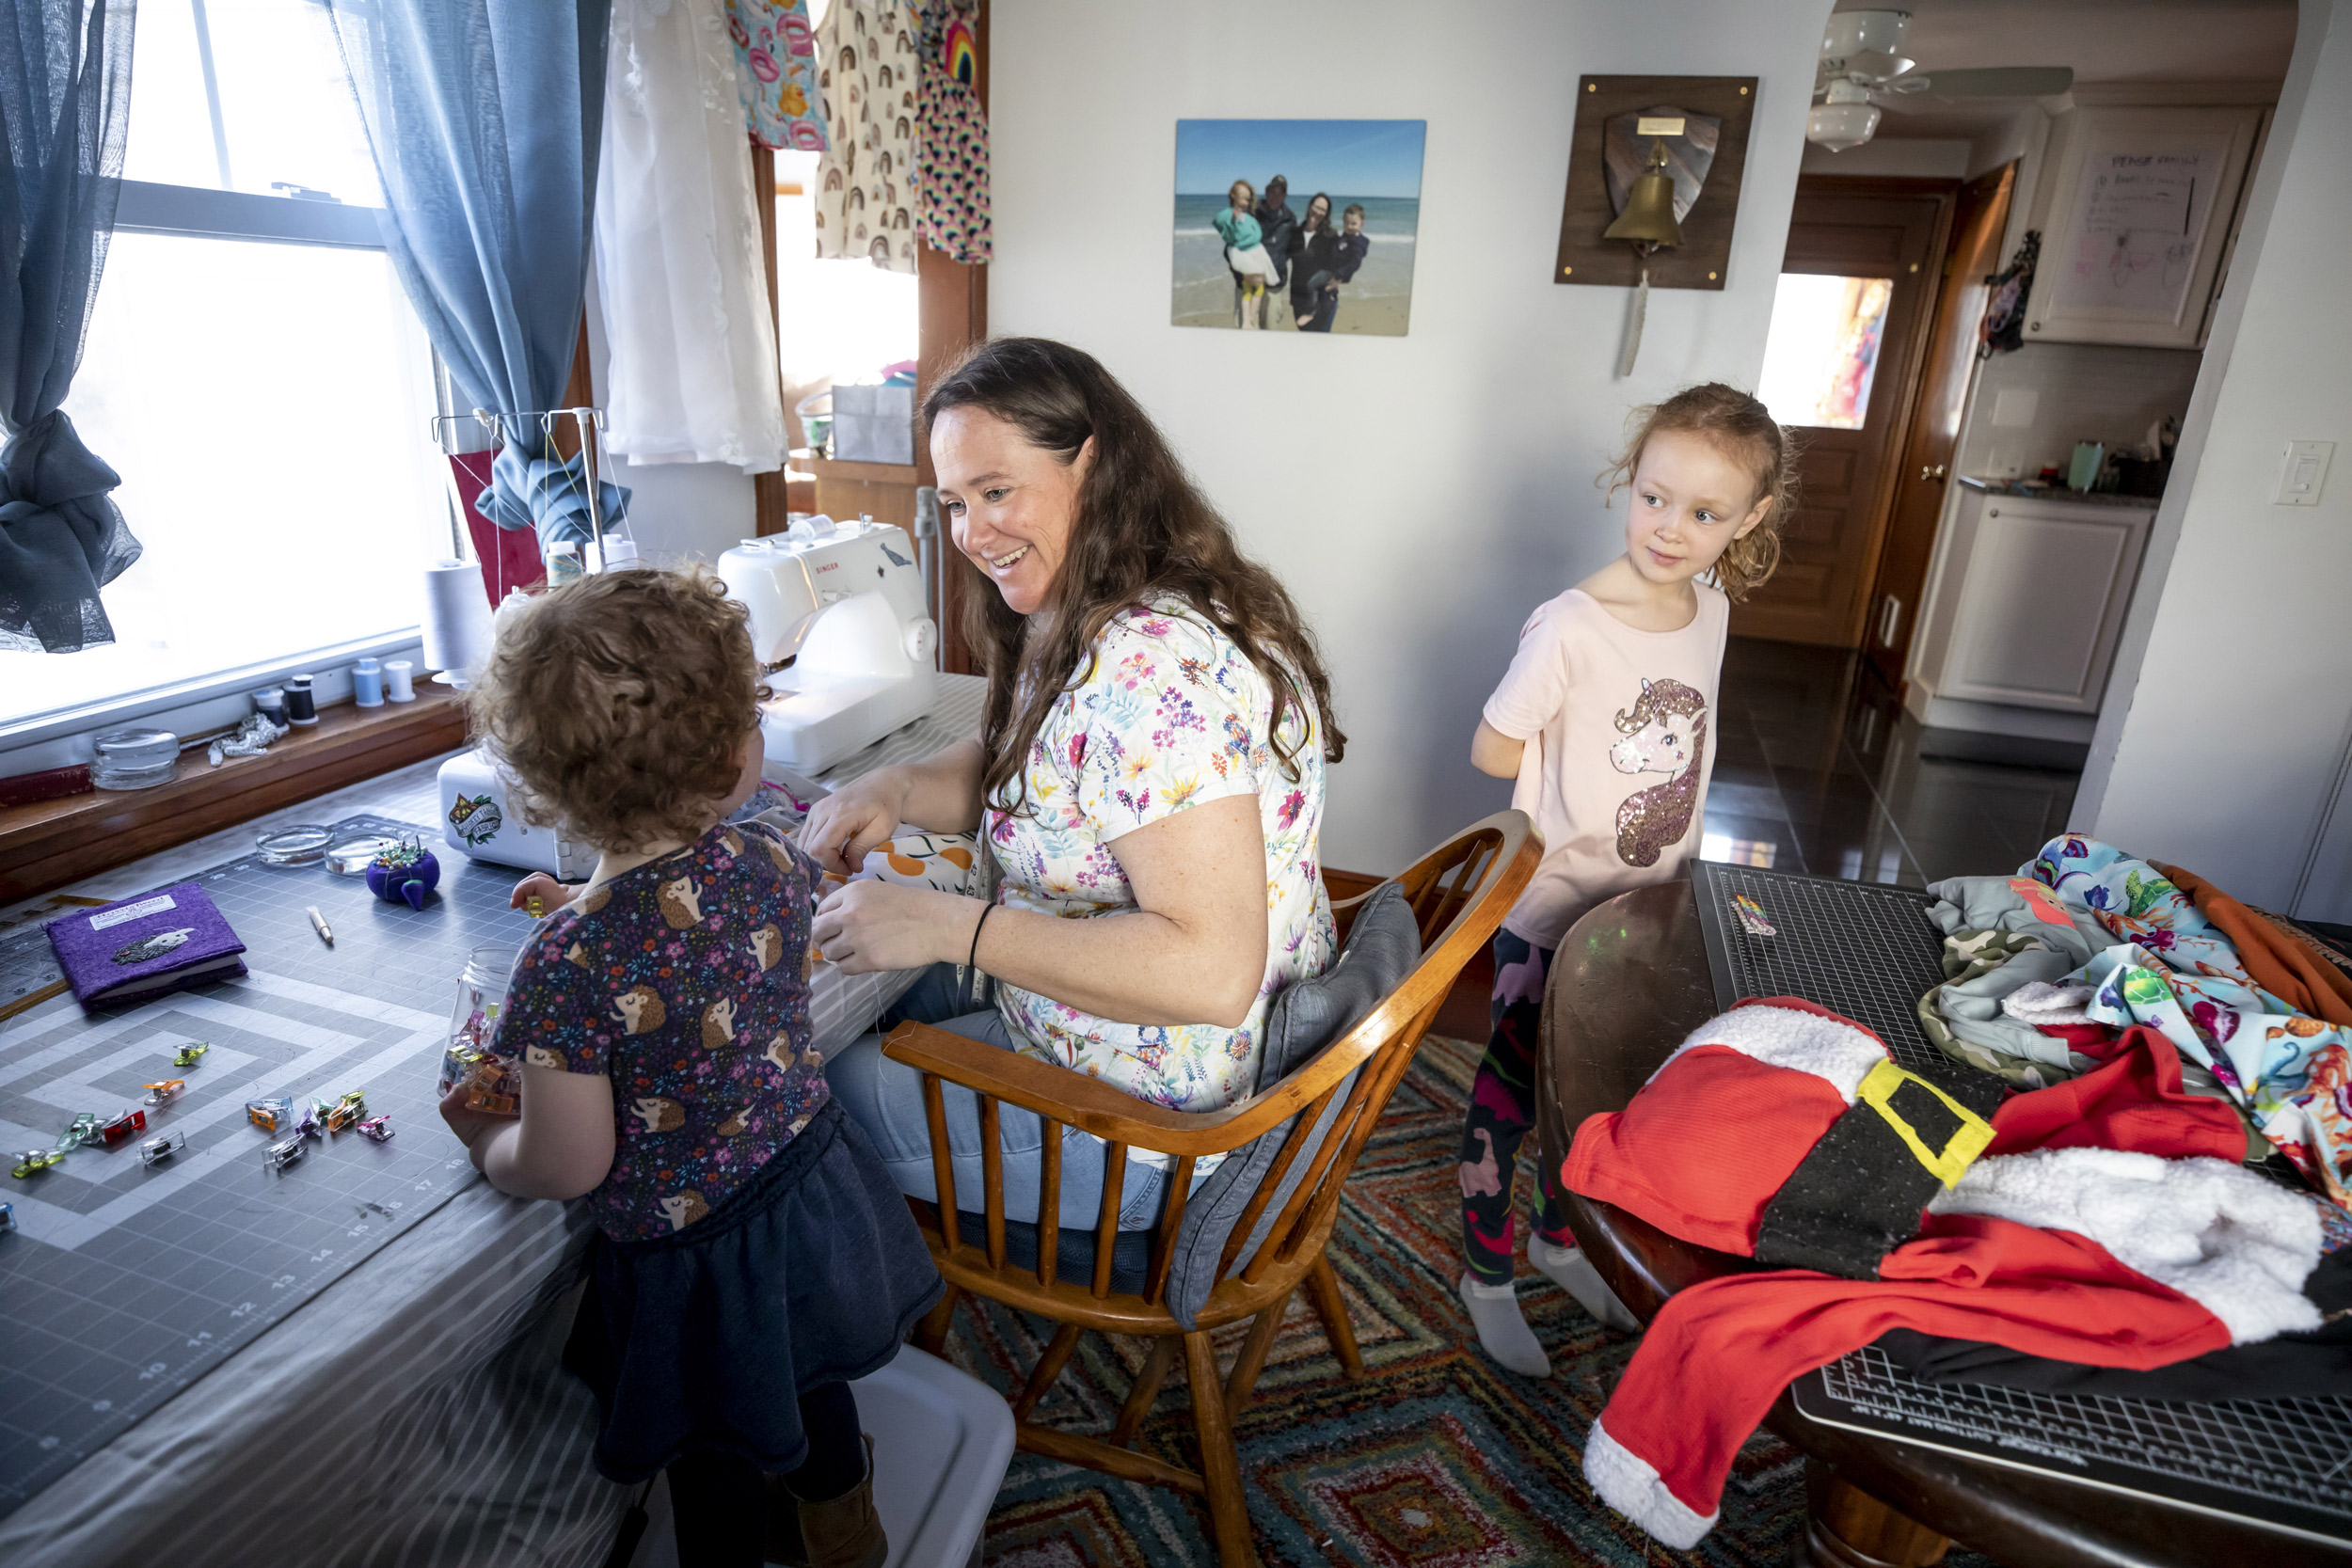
left=306, top=905, right=334, bottom=946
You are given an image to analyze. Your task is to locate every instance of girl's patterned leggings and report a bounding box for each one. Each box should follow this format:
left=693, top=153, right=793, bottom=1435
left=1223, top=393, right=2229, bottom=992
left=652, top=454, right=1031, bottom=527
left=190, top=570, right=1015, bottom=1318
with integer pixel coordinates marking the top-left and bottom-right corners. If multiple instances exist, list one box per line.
left=1458, top=930, right=1575, bottom=1285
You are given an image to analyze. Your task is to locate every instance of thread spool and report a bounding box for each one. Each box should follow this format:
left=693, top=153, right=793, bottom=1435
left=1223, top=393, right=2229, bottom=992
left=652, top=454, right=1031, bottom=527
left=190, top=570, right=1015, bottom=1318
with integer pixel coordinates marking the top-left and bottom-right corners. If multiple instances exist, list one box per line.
left=421, top=559, right=495, bottom=686
left=352, top=657, right=384, bottom=708
left=384, top=660, right=416, bottom=703
left=251, top=687, right=287, bottom=724
left=284, top=674, right=319, bottom=726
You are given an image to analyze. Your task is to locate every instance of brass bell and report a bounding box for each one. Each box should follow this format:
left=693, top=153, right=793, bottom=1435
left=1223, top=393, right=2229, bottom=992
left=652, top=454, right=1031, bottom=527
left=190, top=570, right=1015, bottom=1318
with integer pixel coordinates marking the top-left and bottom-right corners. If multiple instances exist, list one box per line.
left=1603, top=138, right=1684, bottom=250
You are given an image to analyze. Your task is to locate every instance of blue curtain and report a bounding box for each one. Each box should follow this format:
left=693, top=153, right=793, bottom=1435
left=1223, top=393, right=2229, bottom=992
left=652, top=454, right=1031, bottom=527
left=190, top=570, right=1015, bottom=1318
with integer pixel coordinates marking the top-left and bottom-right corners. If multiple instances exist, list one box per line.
left=326, top=0, right=626, bottom=549
left=0, top=0, right=139, bottom=654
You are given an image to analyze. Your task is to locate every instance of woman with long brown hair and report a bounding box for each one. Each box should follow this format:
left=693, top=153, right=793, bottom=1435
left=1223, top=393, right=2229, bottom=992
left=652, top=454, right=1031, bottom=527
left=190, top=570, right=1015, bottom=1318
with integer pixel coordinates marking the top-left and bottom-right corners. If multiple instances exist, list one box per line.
left=803, top=336, right=1344, bottom=1232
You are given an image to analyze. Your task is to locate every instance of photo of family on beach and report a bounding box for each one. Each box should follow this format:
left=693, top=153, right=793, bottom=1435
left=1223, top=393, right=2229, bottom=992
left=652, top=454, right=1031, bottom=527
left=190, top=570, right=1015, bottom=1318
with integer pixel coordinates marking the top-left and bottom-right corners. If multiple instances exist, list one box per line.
left=1172, top=119, right=1426, bottom=336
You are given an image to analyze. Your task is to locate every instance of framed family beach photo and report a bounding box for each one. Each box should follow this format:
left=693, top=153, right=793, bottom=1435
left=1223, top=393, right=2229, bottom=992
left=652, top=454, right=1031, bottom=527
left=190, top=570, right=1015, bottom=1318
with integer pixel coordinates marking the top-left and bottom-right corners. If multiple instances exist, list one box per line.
left=1171, top=119, right=1427, bottom=336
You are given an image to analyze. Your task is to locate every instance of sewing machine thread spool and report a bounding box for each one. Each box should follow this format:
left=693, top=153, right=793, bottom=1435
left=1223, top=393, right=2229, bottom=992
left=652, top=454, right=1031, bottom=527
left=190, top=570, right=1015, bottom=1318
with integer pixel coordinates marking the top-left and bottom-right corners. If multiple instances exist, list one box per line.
left=352, top=657, right=384, bottom=708
left=251, top=687, right=287, bottom=724
left=283, top=675, right=319, bottom=727
left=384, top=660, right=416, bottom=703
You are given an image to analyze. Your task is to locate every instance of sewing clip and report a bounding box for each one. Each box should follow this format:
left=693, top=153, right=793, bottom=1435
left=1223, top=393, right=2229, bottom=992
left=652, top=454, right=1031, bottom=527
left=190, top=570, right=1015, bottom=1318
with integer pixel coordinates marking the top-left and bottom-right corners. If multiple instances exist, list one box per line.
left=294, top=1103, right=324, bottom=1140
left=98, top=1109, right=147, bottom=1147
left=173, top=1042, right=210, bottom=1068
left=263, top=1135, right=308, bottom=1172
left=12, top=1149, right=63, bottom=1179
left=246, top=1096, right=294, bottom=1133
left=57, top=1112, right=102, bottom=1150
left=144, top=1079, right=185, bottom=1105
left=357, top=1115, right=393, bottom=1143
left=139, top=1132, right=186, bottom=1166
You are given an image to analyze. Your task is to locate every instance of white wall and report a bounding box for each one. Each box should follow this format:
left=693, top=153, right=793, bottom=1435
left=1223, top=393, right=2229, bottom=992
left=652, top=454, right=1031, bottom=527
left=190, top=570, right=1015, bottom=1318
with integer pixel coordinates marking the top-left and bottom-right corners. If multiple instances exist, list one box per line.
left=1800, top=137, right=1970, bottom=178
left=2079, top=0, right=2352, bottom=915
left=988, top=0, right=1831, bottom=872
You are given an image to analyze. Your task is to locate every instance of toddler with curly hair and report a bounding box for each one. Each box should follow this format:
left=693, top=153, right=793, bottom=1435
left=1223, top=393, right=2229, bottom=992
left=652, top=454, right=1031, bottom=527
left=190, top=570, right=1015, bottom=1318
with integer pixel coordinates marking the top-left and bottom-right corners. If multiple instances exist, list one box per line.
left=447, top=566, right=939, bottom=1568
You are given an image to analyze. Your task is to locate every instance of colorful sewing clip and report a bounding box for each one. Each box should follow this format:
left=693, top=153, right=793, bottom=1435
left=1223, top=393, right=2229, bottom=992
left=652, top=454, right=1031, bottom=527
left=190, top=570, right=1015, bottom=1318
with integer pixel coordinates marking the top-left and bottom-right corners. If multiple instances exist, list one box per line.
left=263, top=1135, right=307, bottom=1172
left=526, top=894, right=545, bottom=919
left=246, top=1096, right=293, bottom=1133
left=143, top=1079, right=185, bottom=1106
left=139, top=1132, right=186, bottom=1166
left=57, top=1112, right=101, bottom=1150
left=98, top=1108, right=147, bottom=1147
left=323, top=1090, right=366, bottom=1133
left=12, top=1149, right=62, bottom=1180
left=0, top=1199, right=14, bottom=1233
left=357, top=1115, right=393, bottom=1143
left=172, top=1042, right=210, bottom=1068
left=294, top=1104, right=324, bottom=1141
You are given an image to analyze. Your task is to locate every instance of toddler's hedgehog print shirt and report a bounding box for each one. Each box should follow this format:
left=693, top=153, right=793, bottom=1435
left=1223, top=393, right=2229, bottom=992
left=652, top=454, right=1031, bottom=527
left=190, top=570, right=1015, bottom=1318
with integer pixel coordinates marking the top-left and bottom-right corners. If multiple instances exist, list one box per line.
left=493, top=820, right=829, bottom=1239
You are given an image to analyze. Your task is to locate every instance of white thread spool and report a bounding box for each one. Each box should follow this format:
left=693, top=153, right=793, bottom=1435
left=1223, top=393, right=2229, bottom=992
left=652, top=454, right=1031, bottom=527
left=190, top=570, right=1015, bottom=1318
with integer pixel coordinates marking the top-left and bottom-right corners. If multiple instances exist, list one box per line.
left=421, top=560, right=495, bottom=687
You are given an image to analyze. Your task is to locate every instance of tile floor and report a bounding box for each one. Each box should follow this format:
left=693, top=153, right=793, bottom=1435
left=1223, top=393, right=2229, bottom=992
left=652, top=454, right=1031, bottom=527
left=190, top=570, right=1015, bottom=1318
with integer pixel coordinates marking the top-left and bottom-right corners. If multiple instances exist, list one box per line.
left=1703, top=636, right=2081, bottom=890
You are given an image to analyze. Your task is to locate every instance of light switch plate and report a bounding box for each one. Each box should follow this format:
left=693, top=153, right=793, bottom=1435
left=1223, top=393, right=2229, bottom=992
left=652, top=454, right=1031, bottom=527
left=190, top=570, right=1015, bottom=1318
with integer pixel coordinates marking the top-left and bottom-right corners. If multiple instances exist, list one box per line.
left=2275, top=439, right=2335, bottom=506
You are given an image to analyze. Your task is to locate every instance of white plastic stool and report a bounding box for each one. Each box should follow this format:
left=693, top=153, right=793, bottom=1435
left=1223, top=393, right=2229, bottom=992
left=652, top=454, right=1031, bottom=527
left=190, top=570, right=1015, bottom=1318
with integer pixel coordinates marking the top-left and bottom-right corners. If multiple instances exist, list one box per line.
left=633, top=1344, right=1014, bottom=1568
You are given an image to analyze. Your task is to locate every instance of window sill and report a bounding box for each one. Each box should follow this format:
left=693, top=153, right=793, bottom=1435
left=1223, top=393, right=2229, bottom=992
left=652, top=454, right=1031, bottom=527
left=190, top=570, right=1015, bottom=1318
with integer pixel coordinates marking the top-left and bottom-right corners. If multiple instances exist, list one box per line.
left=0, top=687, right=467, bottom=903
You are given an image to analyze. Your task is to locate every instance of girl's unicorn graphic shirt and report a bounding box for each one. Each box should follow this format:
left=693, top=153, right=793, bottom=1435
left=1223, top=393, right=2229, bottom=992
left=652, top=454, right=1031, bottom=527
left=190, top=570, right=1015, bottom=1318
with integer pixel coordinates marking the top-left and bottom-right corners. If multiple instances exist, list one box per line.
left=1483, top=585, right=1728, bottom=948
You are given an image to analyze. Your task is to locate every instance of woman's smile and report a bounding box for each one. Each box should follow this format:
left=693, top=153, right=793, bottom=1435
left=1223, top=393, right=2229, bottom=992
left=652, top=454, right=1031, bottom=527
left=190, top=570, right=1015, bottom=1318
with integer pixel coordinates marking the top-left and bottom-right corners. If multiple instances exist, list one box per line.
left=989, top=544, right=1030, bottom=571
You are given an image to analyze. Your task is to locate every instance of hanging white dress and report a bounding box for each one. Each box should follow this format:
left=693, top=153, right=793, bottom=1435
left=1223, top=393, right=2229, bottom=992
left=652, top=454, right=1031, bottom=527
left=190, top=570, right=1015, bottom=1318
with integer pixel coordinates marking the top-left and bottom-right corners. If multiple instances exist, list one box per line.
left=595, top=0, right=787, bottom=472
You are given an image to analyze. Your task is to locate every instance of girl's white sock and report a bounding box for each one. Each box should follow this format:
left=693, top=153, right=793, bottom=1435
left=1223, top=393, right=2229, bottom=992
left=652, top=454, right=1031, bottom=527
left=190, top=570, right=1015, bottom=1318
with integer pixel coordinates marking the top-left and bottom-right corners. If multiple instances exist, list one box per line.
left=1529, top=1236, right=1642, bottom=1331
left=1459, top=1273, right=1550, bottom=1377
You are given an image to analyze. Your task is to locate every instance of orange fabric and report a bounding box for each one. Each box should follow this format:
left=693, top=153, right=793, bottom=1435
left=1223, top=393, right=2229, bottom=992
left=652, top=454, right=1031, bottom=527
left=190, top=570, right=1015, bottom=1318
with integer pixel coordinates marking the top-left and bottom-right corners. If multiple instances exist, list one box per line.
left=2157, top=861, right=2352, bottom=1026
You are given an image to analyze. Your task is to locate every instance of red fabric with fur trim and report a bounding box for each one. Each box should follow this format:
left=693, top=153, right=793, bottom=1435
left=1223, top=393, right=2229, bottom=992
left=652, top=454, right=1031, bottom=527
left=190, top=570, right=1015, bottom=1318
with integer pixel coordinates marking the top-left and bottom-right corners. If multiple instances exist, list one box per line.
left=1562, top=1045, right=1848, bottom=1256
left=1593, top=1212, right=2232, bottom=1534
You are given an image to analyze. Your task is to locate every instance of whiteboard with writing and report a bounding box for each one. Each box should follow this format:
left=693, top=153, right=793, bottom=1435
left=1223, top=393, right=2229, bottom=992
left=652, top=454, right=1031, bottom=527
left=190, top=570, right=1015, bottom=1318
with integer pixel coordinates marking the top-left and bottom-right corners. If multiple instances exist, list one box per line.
left=2027, top=105, right=2265, bottom=348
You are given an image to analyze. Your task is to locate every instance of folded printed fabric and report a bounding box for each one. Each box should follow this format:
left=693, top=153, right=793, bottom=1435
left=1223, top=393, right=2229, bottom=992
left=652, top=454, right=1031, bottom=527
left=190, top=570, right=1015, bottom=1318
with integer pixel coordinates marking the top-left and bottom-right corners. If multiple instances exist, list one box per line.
left=1564, top=995, right=2322, bottom=1548
left=2027, top=833, right=2352, bottom=1206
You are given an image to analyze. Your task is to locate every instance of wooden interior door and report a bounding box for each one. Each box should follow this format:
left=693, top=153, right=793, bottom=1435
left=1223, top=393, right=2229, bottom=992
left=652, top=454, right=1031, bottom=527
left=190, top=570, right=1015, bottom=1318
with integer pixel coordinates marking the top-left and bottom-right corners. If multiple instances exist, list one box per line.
left=1865, top=165, right=2015, bottom=691
left=1732, top=178, right=1951, bottom=647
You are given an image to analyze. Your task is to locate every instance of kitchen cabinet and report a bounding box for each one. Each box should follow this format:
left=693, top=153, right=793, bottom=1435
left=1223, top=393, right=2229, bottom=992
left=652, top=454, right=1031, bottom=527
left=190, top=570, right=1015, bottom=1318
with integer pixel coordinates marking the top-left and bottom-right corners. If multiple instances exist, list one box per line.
left=1907, top=481, right=2153, bottom=750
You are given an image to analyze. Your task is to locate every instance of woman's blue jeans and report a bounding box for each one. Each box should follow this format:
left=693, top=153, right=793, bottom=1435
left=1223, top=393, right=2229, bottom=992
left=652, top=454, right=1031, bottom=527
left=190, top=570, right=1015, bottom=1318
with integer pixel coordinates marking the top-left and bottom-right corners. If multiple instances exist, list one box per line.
left=823, top=963, right=1170, bottom=1232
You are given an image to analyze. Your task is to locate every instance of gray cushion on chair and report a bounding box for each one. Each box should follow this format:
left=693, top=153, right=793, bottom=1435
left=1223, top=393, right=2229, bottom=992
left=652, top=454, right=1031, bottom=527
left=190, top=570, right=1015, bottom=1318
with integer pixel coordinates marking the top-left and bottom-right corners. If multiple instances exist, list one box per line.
left=1163, top=880, right=1422, bottom=1329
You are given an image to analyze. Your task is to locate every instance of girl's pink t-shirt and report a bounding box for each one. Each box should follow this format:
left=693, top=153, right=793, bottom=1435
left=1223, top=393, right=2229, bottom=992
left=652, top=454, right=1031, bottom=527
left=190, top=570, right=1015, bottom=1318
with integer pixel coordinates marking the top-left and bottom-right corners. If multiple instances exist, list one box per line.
left=1482, top=584, right=1729, bottom=948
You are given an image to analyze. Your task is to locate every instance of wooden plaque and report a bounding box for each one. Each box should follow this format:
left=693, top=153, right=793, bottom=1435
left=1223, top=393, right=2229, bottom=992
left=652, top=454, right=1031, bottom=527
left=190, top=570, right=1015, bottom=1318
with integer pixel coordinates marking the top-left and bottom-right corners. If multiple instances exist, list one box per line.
left=1554, top=75, right=1756, bottom=292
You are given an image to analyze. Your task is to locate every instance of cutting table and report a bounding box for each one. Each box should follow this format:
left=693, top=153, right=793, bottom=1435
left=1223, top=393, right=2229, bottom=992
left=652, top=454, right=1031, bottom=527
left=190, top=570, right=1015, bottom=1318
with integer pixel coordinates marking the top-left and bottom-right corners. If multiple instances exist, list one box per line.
left=0, top=675, right=985, bottom=1568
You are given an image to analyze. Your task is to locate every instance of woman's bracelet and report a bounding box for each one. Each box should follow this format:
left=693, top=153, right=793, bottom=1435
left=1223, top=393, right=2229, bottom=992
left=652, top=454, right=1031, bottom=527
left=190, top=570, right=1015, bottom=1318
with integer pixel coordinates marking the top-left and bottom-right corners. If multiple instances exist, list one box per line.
left=967, top=902, right=994, bottom=974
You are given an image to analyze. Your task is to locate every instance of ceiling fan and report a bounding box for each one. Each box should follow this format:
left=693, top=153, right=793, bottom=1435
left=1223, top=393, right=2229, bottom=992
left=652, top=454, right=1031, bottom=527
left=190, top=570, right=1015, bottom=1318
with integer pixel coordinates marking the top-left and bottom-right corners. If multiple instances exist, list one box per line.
left=1810, top=9, right=2075, bottom=151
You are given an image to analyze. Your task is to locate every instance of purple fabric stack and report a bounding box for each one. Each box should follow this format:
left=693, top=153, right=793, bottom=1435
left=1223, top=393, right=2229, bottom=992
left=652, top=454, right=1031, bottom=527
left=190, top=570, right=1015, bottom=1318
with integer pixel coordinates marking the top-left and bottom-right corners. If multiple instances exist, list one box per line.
left=45, top=881, right=247, bottom=1007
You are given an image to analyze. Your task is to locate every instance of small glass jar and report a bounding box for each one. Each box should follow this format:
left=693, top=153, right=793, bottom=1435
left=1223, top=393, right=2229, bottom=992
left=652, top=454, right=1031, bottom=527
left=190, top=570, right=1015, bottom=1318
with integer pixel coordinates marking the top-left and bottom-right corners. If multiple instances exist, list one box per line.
left=90, top=728, right=180, bottom=791
left=441, top=944, right=521, bottom=1115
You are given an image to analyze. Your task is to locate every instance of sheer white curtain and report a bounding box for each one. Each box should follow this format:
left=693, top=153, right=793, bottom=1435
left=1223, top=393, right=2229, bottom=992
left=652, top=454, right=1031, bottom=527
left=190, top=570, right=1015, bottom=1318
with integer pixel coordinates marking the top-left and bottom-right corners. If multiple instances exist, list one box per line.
left=595, top=0, right=787, bottom=472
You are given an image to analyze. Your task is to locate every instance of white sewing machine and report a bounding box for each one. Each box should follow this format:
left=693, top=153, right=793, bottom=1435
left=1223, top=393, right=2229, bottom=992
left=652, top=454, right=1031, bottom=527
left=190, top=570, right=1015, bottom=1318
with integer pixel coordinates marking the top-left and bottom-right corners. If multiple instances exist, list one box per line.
left=436, top=748, right=599, bottom=880
left=718, top=515, right=938, bottom=774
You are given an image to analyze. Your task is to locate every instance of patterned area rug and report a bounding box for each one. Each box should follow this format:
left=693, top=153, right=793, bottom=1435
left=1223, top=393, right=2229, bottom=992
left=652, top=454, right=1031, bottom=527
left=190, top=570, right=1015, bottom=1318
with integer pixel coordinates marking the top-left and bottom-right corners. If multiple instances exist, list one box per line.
left=936, top=1035, right=1999, bottom=1567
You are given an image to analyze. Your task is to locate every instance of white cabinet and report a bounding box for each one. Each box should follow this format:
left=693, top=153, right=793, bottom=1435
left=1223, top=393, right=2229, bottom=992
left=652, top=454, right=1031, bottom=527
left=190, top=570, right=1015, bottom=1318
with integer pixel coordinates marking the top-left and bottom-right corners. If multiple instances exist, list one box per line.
left=1912, top=483, right=2153, bottom=730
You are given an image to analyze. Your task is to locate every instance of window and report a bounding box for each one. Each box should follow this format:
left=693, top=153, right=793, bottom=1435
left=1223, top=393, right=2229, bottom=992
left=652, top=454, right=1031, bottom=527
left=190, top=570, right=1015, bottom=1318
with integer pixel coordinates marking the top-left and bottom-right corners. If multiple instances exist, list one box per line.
left=0, top=0, right=441, bottom=731
left=1755, top=273, right=1894, bottom=431
left=771, top=147, right=918, bottom=411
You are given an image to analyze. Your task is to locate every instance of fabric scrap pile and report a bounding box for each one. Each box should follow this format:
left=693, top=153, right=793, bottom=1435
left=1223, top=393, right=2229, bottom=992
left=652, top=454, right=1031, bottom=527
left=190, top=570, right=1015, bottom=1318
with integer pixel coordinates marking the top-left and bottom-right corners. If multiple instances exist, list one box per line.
left=1919, top=833, right=2352, bottom=1207
left=1564, top=996, right=2329, bottom=1548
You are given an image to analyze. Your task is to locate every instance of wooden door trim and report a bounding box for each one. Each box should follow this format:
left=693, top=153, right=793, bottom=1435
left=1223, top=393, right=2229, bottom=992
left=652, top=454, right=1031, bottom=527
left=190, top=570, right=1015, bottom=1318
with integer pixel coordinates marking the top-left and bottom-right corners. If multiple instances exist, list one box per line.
left=1869, top=164, right=2015, bottom=691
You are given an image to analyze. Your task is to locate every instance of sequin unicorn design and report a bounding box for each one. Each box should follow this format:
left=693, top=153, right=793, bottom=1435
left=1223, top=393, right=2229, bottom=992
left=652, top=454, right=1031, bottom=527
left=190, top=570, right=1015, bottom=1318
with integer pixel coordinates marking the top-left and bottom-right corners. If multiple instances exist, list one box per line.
left=1609, top=677, right=1708, bottom=867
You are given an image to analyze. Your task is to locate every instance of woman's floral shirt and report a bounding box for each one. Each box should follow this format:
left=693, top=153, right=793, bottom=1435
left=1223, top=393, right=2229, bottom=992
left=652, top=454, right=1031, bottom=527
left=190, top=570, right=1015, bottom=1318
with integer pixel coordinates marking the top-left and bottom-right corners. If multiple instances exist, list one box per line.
left=986, top=601, right=1335, bottom=1111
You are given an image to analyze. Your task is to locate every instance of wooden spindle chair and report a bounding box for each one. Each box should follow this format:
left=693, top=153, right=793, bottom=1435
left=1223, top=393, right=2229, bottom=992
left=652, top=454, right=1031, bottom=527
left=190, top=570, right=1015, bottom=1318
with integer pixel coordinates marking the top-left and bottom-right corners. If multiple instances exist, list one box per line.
left=879, top=810, right=1537, bottom=1564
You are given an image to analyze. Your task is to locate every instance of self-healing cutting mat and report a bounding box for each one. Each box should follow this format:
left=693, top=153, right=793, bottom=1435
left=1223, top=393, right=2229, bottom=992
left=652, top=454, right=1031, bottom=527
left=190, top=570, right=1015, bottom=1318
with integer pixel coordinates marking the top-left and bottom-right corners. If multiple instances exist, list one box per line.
left=0, top=817, right=533, bottom=1517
